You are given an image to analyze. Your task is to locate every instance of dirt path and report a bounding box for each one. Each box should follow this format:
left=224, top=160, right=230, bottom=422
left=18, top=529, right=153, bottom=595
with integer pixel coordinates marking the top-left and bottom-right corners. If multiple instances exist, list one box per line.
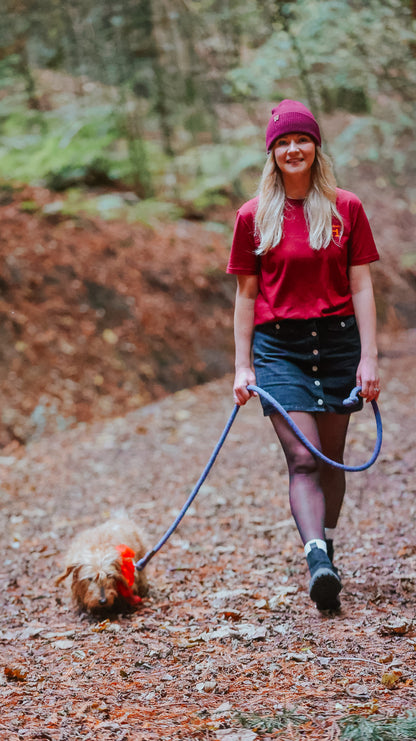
left=1, top=330, right=416, bottom=740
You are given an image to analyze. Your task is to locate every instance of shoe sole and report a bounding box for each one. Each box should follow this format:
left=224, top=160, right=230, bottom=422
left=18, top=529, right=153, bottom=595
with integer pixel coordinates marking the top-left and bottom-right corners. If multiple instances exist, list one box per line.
left=309, top=567, right=342, bottom=610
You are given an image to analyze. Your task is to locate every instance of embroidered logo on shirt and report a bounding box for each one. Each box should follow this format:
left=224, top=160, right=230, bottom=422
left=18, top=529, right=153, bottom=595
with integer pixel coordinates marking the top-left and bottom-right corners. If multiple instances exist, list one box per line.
left=332, top=224, right=341, bottom=239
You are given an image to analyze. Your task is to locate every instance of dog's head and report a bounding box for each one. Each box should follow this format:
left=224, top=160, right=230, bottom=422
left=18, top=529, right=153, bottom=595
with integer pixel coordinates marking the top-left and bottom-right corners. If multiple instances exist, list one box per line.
left=56, top=550, right=129, bottom=613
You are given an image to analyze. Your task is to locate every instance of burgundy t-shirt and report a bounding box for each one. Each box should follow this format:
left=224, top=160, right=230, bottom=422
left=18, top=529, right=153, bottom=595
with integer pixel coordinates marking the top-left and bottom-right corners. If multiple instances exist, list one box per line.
left=226, top=188, right=379, bottom=324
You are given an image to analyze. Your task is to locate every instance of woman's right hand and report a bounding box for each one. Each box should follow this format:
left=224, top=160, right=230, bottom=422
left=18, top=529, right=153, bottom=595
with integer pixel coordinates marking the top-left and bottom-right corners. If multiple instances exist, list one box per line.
left=233, top=367, right=257, bottom=406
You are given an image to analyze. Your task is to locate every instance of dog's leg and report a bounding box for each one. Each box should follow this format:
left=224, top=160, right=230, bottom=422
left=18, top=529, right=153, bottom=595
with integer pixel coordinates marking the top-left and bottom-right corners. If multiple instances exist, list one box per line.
left=135, top=570, right=149, bottom=597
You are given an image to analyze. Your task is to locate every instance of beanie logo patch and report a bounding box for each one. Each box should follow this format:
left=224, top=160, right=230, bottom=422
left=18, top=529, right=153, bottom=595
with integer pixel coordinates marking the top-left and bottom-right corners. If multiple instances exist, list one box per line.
left=273, top=115, right=280, bottom=122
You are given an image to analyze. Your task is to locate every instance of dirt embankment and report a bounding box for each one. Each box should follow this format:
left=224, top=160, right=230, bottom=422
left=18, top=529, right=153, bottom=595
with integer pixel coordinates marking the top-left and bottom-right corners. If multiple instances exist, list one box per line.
left=0, top=185, right=236, bottom=449
left=0, top=179, right=415, bottom=452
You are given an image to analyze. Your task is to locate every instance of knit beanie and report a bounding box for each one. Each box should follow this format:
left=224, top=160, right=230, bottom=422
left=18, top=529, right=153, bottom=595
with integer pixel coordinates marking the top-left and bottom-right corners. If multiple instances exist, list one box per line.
left=265, top=99, right=321, bottom=153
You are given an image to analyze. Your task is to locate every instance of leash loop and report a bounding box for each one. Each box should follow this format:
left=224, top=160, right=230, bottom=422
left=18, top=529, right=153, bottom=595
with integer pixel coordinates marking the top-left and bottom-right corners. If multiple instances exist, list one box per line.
left=136, top=385, right=382, bottom=571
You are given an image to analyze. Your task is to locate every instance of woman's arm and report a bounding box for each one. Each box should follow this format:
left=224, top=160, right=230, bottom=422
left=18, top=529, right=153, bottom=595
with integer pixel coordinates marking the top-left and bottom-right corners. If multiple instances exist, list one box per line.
left=233, top=274, right=259, bottom=405
left=349, top=263, right=380, bottom=401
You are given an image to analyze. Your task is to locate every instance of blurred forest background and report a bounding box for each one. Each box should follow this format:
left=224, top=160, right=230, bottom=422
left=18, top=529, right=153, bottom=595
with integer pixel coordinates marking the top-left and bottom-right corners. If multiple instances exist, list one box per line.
left=0, top=0, right=416, bottom=449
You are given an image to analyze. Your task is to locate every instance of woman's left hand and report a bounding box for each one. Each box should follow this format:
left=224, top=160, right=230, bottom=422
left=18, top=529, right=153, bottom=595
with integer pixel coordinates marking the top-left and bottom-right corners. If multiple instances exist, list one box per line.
left=356, top=356, right=380, bottom=402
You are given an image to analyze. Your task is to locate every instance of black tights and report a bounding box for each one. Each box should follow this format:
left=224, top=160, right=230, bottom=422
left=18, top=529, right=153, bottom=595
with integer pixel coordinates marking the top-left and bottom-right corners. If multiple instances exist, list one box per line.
left=270, top=411, right=350, bottom=545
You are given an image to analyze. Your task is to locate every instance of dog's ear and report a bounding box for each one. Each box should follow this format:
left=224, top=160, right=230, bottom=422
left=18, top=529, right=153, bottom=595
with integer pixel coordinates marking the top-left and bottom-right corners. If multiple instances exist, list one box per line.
left=55, top=564, right=76, bottom=586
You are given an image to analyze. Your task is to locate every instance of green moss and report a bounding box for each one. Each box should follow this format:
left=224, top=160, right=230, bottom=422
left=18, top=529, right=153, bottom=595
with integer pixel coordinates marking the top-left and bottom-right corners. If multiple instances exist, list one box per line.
left=339, top=712, right=416, bottom=741
left=236, top=708, right=309, bottom=733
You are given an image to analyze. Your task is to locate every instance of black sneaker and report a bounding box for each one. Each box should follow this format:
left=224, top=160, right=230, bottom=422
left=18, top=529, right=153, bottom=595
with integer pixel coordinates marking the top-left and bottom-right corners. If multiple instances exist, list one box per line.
left=325, top=538, right=334, bottom=563
left=306, top=543, right=342, bottom=611
left=325, top=538, right=340, bottom=578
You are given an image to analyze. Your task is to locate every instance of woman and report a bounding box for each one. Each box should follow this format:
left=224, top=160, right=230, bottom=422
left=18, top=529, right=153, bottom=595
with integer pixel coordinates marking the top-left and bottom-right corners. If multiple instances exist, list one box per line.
left=227, top=99, right=380, bottom=612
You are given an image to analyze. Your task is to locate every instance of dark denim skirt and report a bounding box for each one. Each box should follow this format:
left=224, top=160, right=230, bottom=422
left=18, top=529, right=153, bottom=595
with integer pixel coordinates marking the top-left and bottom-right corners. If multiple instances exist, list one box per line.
left=252, top=315, right=362, bottom=416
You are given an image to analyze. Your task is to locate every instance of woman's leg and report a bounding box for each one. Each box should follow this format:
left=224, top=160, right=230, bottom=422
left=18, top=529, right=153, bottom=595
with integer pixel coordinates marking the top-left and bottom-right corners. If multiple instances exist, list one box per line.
left=270, top=411, right=325, bottom=545
left=270, top=409, right=345, bottom=610
left=315, top=412, right=350, bottom=529
left=270, top=410, right=351, bottom=538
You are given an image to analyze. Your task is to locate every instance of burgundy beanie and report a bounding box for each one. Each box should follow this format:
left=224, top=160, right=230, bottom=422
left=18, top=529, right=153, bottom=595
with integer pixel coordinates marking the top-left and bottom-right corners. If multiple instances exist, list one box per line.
left=265, top=99, right=321, bottom=153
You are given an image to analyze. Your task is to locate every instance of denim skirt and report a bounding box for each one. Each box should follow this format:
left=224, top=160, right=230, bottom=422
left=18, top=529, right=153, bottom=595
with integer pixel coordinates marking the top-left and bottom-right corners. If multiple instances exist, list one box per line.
left=252, top=315, right=362, bottom=416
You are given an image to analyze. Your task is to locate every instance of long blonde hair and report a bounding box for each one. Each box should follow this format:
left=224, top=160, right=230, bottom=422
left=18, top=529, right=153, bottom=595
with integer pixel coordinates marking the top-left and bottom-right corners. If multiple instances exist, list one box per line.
left=254, top=148, right=343, bottom=254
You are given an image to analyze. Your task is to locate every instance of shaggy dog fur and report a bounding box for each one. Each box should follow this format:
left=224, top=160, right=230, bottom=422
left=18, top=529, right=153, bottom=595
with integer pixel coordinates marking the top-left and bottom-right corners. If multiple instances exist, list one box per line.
left=56, top=517, right=148, bottom=613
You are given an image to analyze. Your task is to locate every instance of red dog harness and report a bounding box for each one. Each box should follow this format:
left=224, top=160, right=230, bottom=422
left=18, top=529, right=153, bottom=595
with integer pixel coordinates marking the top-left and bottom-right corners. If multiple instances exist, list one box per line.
left=116, top=544, right=142, bottom=605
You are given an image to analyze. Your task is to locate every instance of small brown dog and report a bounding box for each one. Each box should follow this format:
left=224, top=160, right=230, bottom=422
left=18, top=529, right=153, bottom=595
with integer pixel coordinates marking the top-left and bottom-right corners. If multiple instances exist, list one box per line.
left=56, top=517, right=149, bottom=613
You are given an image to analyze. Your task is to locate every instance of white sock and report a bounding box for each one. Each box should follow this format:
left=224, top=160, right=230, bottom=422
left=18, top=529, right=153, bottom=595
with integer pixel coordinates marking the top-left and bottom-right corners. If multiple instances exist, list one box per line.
left=325, top=528, right=336, bottom=541
left=304, top=539, right=327, bottom=557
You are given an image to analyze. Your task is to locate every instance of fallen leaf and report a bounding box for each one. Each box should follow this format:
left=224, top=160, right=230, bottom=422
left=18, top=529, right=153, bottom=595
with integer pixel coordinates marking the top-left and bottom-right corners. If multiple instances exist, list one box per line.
left=219, top=610, right=242, bottom=621
left=91, top=619, right=111, bottom=633
left=211, top=701, right=233, bottom=718
left=286, top=650, right=315, bottom=662
left=381, top=670, right=402, bottom=689
left=379, top=617, right=412, bottom=635
left=195, top=625, right=238, bottom=642
left=346, top=683, right=370, bottom=699
left=269, top=586, right=298, bottom=608
left=52, top=639, right=74, bottom=649
left=215, top=730, right=258, bottom=741
left=102, top=328, right=118, bottom=344
left=379, top=653, right=394, bottom=664
left=4, top=665, right=28, bottom=682
left=236, top=623, right=268, bottom=641
left=195, top=680, right=217, bottom=692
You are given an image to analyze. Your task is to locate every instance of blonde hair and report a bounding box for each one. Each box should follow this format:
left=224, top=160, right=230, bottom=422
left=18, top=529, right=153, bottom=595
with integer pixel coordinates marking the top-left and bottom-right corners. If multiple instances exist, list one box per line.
left=254, top=148, right=343, bottom=254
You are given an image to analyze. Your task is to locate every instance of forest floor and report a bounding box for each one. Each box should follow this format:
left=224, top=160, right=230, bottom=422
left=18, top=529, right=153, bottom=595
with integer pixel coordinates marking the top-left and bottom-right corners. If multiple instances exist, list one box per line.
left=1, top=328, right=416, bottom=740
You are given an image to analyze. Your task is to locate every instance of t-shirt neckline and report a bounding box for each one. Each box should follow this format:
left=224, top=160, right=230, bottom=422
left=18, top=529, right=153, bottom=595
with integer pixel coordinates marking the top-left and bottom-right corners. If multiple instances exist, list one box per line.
left=285, top=196, right=305, bottom=205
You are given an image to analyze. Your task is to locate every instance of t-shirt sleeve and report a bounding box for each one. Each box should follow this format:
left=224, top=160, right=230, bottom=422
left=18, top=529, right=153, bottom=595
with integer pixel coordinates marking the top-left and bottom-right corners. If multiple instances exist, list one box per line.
left=226, top=207, right=260, bottom=275
left=348, top=199, right=379, bottom=266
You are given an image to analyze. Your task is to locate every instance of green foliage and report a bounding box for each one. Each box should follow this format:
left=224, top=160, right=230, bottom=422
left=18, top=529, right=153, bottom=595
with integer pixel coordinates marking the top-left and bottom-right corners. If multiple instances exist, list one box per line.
left=124, top=199, right=184, bottom=226
left=339, top=711, right=416, bottom=741
left=321, top=86, right=371, bottom=115
left=1, top=0, right=416, bottom=207
left=237, top=708, right=309, bottom=732
left=225, top=34, right=294, bottom=101
left=0, top=55, right=24, bottom=90
left=176, top=142, right=264, bottom=203
left=277, top=0, right=416, bottom=101
left=19, top=200, right=39, bottom=212
left=331, top=111, right=414, bottom=175
left=41, top=188, right=183, bottom=226
left=401, top=252, right=416, bottom=269
left=0, top=97, right=156, bottom=194
left=226, top=0, right=416, bottom=174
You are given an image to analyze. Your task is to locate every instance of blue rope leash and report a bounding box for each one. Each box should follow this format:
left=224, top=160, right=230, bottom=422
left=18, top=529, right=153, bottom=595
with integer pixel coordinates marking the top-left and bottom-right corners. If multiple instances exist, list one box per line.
left=248, top=384, right=382, bottom=472
left=135, top=405, right=240, bottom=570
left=136, top=385, right=382, bottom=571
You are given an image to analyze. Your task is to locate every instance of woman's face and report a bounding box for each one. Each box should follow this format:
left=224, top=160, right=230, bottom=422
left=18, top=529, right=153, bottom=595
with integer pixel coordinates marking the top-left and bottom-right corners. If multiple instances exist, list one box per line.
left=273, top=132, right=316, bottom=180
